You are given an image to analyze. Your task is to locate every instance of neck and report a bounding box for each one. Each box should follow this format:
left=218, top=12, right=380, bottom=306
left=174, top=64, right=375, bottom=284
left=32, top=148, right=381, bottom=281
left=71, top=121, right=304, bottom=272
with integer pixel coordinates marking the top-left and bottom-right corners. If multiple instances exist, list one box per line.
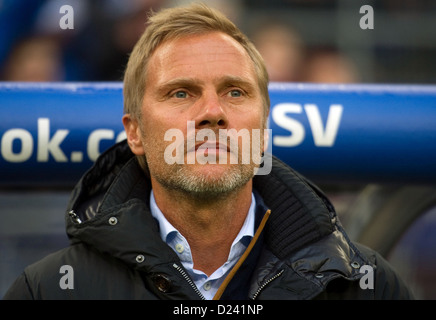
left=151, top=178, right=253, bottom=276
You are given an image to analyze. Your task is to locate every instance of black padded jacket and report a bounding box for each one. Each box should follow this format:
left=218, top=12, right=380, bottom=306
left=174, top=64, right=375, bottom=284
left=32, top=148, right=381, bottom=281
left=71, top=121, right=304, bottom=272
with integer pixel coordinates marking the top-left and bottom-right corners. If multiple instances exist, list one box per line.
left=4, top=141, right=413, bottom=300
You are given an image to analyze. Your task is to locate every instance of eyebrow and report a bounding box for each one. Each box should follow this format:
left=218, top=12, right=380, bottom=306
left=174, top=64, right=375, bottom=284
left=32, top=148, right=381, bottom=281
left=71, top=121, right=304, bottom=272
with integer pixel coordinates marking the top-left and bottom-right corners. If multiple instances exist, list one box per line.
left=155, top=75, right=256, bottom=97
left=155, top=77, right=203, bottom=97
left=217, top=75, right=256, bottom=92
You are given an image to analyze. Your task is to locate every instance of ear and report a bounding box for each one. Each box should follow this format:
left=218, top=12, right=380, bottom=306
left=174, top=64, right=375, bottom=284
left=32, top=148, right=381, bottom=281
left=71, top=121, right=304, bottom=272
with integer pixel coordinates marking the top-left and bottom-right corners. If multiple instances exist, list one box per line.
left=122, top=114, right=145, bottom=155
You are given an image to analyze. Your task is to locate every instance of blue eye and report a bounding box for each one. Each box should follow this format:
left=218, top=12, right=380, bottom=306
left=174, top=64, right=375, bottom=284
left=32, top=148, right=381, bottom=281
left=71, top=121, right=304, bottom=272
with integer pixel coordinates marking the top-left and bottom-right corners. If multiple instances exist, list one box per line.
left=173, top=91, right=187, bottom=98
left=229, top=90, right=242, bottom=97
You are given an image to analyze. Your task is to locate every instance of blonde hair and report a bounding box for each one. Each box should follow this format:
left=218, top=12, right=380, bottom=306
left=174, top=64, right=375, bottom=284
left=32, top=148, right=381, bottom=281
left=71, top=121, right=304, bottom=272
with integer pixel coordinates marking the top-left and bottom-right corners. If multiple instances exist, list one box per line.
left=123, top=2, right=270, bottom=121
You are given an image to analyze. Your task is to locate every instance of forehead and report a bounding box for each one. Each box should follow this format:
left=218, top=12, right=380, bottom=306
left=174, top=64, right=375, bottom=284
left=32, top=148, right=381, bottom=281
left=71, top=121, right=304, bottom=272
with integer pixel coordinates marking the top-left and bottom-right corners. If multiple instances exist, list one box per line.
left=146, top=32, right=257, bottom=85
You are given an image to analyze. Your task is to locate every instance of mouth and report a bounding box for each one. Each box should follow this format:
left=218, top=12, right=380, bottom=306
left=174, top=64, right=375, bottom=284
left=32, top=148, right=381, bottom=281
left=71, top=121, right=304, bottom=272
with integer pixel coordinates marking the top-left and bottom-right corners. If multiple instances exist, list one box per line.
left=190, top=141, right=230, bottom=154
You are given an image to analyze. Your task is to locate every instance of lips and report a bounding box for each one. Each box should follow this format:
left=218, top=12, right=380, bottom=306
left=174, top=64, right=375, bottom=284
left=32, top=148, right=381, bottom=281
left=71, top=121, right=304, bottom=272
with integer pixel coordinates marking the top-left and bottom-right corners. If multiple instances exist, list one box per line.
left=191, top=141, right=230, bottom=153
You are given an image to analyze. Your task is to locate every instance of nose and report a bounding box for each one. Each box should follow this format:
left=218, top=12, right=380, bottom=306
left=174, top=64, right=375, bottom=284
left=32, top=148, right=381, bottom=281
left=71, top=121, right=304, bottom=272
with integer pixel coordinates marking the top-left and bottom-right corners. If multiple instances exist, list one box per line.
left=194, top=91, right=228, bottom=130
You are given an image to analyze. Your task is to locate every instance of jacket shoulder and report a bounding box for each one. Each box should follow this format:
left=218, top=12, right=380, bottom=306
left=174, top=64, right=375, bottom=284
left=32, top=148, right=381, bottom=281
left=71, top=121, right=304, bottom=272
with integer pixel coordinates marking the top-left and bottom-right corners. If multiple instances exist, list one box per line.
left=4, top=246, right=80, bottom=300
left=3, top=272, right=34, bottom=300
left=353, top=243, right=414, bottom=299
left=4, top=243, right=145, bottom=299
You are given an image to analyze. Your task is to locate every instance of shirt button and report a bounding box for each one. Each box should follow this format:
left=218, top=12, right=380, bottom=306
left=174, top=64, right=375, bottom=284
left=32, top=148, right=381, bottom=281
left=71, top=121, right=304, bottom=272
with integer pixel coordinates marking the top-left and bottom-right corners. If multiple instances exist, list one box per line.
left=175, top=243, right=184, bottom=253
left=203, top=281, right=212, bottom=291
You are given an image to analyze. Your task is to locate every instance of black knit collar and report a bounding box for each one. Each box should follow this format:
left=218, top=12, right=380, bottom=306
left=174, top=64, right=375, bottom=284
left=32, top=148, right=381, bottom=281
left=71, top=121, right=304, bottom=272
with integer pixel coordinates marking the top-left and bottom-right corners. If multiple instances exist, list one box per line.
left=253, top=156, right=335, bottom=260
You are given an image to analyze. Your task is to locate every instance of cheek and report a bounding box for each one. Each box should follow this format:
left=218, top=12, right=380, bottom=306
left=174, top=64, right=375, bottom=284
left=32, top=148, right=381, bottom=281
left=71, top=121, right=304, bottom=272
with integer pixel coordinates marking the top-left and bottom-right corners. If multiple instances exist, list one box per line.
left=246, top=114, right=268, bottom=151
left=141, top=125, right=164, bottom=151
left=238, top=112, right=265, bottom=131
left=140, top=117, right=185, bottom=160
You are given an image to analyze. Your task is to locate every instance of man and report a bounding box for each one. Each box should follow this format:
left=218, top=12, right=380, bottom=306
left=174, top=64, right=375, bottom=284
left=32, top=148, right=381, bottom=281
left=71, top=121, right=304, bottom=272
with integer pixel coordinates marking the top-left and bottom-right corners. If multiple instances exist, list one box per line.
left=4, top=3, right=412, bottom=300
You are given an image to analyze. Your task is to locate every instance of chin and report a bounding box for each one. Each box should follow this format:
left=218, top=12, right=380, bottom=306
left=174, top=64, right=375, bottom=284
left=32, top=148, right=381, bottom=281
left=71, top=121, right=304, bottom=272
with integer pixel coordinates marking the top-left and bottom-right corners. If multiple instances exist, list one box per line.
left=156, top=163, right=254, bottom=197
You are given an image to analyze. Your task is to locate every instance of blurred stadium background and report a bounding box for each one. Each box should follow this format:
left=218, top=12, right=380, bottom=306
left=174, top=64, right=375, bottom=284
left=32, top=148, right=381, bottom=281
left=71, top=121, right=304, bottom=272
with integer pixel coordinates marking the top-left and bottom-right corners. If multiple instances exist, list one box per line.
left=1, top=0, right=436, bottom=299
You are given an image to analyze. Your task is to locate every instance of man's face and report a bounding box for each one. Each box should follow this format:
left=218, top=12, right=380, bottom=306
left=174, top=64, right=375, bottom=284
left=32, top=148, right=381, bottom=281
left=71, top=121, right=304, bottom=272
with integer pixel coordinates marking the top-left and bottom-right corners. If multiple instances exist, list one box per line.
left=131, top=32, right=266, bottom=197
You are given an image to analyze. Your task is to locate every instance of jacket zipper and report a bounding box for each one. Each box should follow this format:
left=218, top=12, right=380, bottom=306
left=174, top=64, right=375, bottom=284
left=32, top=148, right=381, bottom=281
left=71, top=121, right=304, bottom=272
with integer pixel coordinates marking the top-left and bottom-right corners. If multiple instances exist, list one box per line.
left=172, top=263, right=206, bottom=300
left=251, top=269, right=284, bottom=300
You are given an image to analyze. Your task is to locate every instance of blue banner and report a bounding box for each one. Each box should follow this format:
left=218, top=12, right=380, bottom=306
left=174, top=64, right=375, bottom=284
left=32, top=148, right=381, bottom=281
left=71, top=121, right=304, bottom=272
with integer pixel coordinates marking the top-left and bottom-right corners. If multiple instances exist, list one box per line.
left=1, top=82, right=435, bottom=187
left=268, top=83, right=436, bottom=185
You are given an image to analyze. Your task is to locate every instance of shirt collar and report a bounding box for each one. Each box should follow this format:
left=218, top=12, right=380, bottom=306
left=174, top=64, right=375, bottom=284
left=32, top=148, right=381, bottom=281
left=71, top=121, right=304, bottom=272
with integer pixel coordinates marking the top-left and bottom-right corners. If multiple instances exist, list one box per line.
left=149, top=190, right=256, bottom=245
left=149, top=190, right=178, bottom=242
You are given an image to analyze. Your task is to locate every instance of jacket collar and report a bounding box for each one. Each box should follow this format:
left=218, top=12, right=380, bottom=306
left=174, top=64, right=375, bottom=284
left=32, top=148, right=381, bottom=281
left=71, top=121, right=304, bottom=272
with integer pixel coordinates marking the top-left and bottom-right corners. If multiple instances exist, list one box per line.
left=254, top=155, right=335, bottom=260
